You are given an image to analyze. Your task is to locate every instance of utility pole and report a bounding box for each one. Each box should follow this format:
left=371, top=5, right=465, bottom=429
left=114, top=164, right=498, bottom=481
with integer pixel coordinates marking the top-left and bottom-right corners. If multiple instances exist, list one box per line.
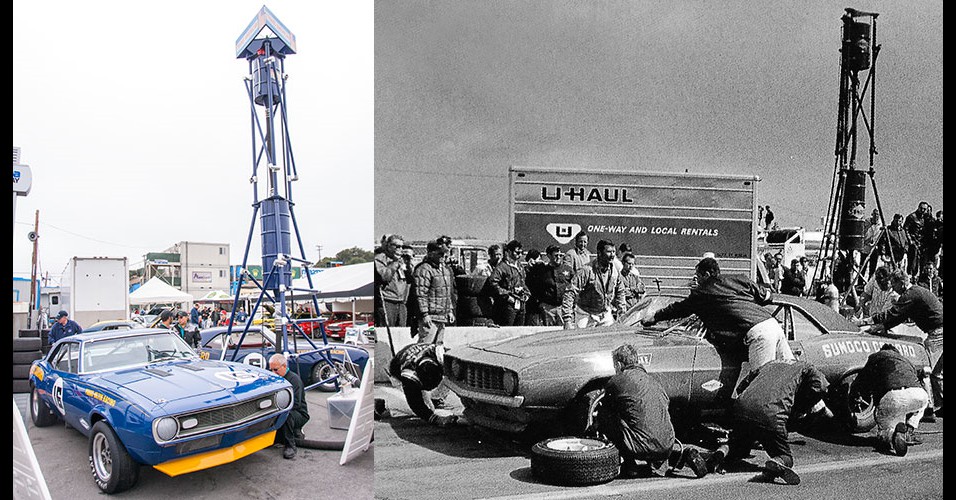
left=28, top=210, right=39, bottom=329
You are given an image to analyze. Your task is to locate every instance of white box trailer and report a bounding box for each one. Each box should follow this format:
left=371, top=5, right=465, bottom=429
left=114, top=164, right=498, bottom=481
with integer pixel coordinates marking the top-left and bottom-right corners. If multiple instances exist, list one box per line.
left=509, top=166, right=760, bottom=294
left=60, top=257, right=130, bottom=328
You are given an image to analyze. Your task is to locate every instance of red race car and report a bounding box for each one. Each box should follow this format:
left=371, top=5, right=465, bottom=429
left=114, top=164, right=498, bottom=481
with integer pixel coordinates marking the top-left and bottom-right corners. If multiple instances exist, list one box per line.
left=323, top=312, right=374, bottom=340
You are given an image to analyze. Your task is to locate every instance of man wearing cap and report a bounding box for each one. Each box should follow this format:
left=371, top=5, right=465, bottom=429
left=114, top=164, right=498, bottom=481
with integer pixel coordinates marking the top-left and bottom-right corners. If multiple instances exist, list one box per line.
left=48, top=310, right=83, bottom=345
left=412, top=241, right=456, bottom=345
left=387, top=342, right=458, bottom=426
left=375, top=234, right=413, bottom=328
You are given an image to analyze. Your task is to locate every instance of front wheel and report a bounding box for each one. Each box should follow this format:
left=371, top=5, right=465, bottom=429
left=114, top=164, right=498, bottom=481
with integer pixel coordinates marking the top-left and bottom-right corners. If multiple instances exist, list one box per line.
left=566, top=388, right=605, bottom=437
left=829, top=371, right=876, bottom=433
left=89, top=421, right=140, bottom=494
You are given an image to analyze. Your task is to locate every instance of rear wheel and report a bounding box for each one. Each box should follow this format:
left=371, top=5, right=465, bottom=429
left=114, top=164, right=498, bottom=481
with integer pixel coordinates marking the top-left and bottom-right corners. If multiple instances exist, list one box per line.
left=30, top=386, right=58, bottom=427
left=312, top=362, right=340, bottom=392
left=89, top=421, right=140, bottom=494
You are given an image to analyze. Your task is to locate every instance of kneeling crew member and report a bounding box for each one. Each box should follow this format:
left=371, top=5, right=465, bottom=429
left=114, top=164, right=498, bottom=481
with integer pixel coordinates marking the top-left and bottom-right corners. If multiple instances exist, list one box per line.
left=709, top=359, right=831, bottom=485
left=269, top=354, right=310, bottom=459
left=852, top=343, right=929, bottom=456
left=597, top=344, right=708, bottom=479
left=388, top=342, right=458, bottom=426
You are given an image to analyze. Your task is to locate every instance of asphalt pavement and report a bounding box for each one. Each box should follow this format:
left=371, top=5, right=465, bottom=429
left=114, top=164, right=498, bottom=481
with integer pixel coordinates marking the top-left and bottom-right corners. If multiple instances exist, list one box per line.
left=15, top=384, right=374, bottom=500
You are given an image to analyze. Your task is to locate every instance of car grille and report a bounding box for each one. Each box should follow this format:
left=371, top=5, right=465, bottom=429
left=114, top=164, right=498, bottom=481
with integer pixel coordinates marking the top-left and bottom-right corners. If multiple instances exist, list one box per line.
left=462, top=363, right=505, bottom=392
left=172, top=390, right=285, bottom=440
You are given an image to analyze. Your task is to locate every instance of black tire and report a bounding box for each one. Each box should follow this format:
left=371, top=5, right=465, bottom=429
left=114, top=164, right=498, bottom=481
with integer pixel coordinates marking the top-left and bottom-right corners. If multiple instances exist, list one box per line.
left=30, top=386, right=58, bottom=427
left=13, top=351, right=43, bottom=364
left=531, top=436, right=620, bottom=486
left=13, top=364, right=33, bottom=379
left=13, top=337, right=42, bottom=352
left=828, top=370, right=876, bottom=433
left=13, top=379, right=32, bottom=394
left=89, top=421, right=140, bottom=494
left=566, top=388, right=605, bottom=437
left=312, top=362, right=339, bottom=392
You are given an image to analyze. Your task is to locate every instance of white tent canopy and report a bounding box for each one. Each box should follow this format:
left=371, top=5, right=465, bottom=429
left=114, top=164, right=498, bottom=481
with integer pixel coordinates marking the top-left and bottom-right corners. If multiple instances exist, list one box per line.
left=129, top=277, right=194, bottom=305
left=196, top=289, right=234, bottom=302
left=290, top=262, right=373, bottom=301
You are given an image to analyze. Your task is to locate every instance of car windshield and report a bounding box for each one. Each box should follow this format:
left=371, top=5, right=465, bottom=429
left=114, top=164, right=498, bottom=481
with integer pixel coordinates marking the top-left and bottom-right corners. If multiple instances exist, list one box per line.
left=82, top=332, right=197, bottom=373
left=616, top=295, right=705, bottom=338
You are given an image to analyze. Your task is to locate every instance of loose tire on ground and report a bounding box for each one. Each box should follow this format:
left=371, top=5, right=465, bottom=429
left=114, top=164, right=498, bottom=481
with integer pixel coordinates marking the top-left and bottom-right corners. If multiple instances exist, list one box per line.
left=89, top=421, right=140, bottom=494
left=530, top=436, right=620, bottom=486
left=30, top=386, right=58, bottom=427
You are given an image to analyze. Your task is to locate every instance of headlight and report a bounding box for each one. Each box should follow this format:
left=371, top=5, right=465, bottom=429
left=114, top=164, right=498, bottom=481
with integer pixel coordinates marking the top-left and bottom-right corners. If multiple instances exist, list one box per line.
left=502, top=371, right=517, bottom=395
left=450, top=358, right=463, bottom=379
left=155, top=417, right=179, bottom=442
left=275, top=388, right=292, bottom=410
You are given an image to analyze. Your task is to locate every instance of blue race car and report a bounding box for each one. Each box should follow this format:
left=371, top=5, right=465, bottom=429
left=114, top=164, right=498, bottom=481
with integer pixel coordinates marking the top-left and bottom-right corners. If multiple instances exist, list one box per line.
left=29, top=328, right=293, bottom=494
left=196, top=325, right=370, bottom=392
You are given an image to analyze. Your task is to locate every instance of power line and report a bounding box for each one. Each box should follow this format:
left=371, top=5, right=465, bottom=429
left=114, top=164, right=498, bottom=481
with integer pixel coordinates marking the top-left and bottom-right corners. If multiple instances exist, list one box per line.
left=14, top=219, right=156, bottom=250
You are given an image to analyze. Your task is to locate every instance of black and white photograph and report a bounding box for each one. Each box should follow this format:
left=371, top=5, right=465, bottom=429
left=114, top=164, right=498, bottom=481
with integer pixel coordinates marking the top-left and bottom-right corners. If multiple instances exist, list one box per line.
left=373, top=1, right=942, bottom=499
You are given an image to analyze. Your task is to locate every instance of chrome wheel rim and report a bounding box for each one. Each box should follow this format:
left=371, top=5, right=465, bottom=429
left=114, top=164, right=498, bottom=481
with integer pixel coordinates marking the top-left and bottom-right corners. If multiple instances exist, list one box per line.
left=92, top=433, right=112, bottom=481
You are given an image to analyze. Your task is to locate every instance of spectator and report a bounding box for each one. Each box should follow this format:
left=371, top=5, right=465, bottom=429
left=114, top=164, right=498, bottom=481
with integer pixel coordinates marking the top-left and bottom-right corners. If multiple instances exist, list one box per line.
left=486, top=240, right=530, bottom=326
left=174, top=311, right=201, bottom=348
left=816, top=278, right=841, bottom=314
left=596, top=344, right=708, bottom=479
left=211, top=306, right=221, bottom=327
left=157, top=309, right=175, bottom=331
left=860, top=268, right=943, bottom=421
left=799, top=256, right=812, bottom=295
left=780, top=259, right=806, bottom=296
left=851, top=344, right=928, bottom=456
left=642, top=257, right=794, bottom=372
left=758, top=206, right=765, bottom=230
left=933, top=210, right=943, bottom=276
left=563, top=230, right=592, bottom=276
left=904, top=202, right=931, bottom=276
left=190, top=303, right=200, bottom=328
left=769, top=253, right=784, bottom=293
left=437, top=235, right=466, bottom=276
left=413, top=241, right=456, bottom=345
left=375, top=234, right=413, bottom=327
left=859, top=266, right=899, bottom=317
left=618, top=252, right=646, bottom=310
left=471, top=244, right=502, bottom=277
left=387, top=343, right=458, bottom=426
left=764, top=205, right=775, bottom=231
left=916, top=262, right=943, bottom=302
left=708, top=360, right=831, bottom=485
left=524, top=248, right=543, bottom=268
left=562, top=239, right=627, bottom=329
left=525, top=245, right=574, bottom=326
left=881, top=213, right=910, bottom=269
left=612, top=243, right=632, bottom=273
left=863, top=209, right=884, bottom=279
left=268, top=354, right=309, bottom=459
left=48, top=310, right=83, bottom=345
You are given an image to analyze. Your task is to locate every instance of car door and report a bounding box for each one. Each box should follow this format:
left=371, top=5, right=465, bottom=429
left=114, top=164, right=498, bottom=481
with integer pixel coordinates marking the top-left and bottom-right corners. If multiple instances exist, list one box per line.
left=50, top=342, right=89, bottom=431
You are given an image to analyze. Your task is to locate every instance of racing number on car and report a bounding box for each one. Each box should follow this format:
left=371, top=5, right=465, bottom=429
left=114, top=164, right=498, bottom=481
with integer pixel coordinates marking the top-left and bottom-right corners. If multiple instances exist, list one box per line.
left=52, top=377, right=66, bottom=415
left=199, top=351, right=210, bottom=360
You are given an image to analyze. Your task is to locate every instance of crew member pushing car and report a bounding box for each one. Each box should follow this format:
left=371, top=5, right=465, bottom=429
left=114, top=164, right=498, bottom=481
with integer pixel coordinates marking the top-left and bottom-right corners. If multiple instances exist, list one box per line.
left=387, top=342, right=459, bottom=426
left=596, top=344, right=708, bottom=479
left=707, top=359, right=831, bottom=485
left=642, top=257, right=794, bottom=372
left=269, top=354, right=310, bottom=459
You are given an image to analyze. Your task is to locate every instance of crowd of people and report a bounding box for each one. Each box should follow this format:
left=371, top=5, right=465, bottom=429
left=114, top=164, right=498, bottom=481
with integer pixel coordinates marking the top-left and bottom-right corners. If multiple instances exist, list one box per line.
left=374, top=231, right=649, bottom=336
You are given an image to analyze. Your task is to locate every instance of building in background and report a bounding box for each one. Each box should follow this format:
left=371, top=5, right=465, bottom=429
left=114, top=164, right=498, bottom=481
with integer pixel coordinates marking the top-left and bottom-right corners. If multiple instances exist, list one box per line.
left=141, top=241, right=230, bottom=301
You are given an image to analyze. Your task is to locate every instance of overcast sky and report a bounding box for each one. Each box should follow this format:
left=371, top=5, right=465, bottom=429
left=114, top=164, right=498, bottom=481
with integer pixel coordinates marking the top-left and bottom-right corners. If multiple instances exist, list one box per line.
left=13, top=1, right=373, bottom=281
left=375, top=0, right=943, bottom=243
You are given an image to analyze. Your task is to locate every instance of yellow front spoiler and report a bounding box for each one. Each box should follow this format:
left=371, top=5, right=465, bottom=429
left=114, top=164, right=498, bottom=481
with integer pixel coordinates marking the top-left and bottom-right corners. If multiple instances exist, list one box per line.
left=153, top=430, right=277, bottom=477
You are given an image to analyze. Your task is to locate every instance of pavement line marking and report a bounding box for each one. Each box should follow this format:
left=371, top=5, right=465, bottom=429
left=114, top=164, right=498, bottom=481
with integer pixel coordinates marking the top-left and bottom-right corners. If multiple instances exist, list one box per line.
left=487, top=448, right=943, bottom=500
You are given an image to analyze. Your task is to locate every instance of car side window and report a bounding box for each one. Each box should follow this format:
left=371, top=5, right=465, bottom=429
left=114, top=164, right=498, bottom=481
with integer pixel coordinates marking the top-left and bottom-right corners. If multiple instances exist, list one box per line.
left=766, top=305, right=793, bottom=340
left=790, top=308, right=824, bottom=341
left=53, top=343, right=78, bottom=373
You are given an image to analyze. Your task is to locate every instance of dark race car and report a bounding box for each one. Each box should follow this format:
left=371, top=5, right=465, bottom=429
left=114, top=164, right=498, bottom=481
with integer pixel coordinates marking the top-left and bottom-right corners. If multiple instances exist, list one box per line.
left=29, top=328, right=293, bottom=494
left=443, top=294, right=934, bottom=438
left=196, top=325, right=369, bottom=392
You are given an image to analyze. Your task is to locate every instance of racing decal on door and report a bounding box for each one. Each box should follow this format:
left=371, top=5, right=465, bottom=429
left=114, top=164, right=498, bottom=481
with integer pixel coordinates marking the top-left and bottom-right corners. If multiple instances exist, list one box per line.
left=52, top=378, right=66, bottom=415
left=821, top=340, right=918, bottom=359
left=213, top=371, right=259, bottom=384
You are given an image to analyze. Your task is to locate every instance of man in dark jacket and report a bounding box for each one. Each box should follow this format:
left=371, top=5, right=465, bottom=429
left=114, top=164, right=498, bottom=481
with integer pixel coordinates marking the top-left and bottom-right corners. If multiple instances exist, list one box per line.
left=413, top=242, right=457, bottom=344
left=852, top=344, right=929, bottom=456
left=486, top=240, right=530, bottom=326
left=269, top=354, right=310, bottom=459
left=525, top=245, right=574, bottom=326
left=173, top=311, right=201, bottom=348
left=48, top=310, right=83, bottom=345
left=780, top=259, right=806, bottom=296
left=597, top=344, right=708, bottom=479
left=642, top=257, right=794, bottom=371
left=708, top=360, right=831, bottom=485
left=387, top=342, right=457, bottom=425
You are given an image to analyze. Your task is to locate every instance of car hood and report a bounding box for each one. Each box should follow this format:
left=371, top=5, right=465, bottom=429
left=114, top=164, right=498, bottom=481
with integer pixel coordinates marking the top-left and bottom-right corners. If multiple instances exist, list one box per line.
left=464, top=324, right=695, bottom=363
left=91, top=359, right=284, bottom=410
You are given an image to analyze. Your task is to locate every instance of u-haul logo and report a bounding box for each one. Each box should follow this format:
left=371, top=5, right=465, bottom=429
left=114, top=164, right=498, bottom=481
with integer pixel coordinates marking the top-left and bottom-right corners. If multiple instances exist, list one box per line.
left=546, top=223, right=582, bottom=245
